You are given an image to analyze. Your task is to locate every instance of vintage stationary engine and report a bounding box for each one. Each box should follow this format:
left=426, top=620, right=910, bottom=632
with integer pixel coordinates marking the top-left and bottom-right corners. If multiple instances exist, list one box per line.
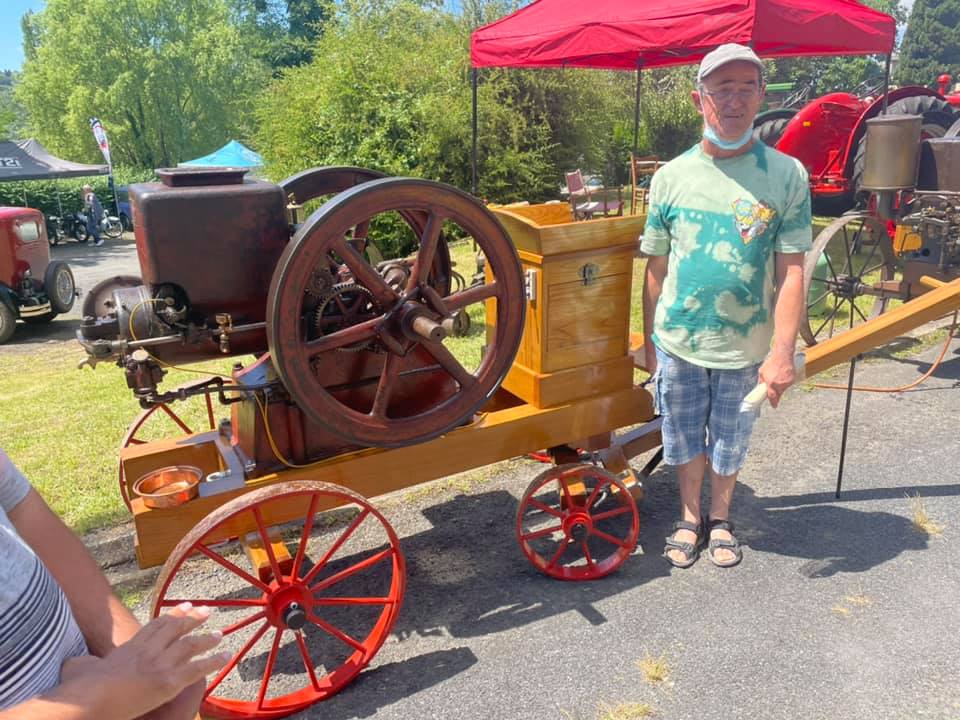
left=77, top=166, right=525, bottom=471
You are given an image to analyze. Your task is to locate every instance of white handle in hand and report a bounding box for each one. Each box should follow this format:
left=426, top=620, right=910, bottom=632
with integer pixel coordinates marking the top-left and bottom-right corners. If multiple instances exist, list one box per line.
left=739, top=353, right=807, bottom=413
left=739, top=383, right=770, bottom=413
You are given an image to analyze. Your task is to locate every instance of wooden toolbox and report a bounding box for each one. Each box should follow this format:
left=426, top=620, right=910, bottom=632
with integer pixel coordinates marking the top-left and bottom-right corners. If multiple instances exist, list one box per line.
left=489, top=203, right=646, bottom=408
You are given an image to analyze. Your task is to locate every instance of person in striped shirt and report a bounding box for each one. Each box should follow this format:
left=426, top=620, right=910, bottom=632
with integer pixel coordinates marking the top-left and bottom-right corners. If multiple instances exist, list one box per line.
left=0, top=449, right=228, bottom=719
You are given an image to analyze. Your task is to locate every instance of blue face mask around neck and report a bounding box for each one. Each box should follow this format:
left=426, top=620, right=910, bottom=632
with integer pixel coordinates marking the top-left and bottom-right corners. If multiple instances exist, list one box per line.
left=703, top=123, right=754, bottom=151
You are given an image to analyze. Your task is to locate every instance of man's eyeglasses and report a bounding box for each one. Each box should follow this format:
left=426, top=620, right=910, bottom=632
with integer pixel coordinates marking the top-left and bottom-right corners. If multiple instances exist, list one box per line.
left=699, top=86, right=762, bottom=103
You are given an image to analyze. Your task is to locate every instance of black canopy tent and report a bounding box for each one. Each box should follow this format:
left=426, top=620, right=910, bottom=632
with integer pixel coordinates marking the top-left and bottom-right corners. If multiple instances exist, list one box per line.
left=0, top=139, right=109, bottom=211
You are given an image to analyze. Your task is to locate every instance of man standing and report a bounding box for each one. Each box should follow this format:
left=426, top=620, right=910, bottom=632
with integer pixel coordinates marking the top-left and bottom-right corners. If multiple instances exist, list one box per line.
left=641, top=44, right=811, bottom=568
left=82, top=184, right=104, bottom=247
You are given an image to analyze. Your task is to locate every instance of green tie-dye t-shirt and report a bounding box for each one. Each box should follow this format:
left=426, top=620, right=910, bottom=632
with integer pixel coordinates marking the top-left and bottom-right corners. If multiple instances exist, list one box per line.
left=640, top=141, right=812, bottom=369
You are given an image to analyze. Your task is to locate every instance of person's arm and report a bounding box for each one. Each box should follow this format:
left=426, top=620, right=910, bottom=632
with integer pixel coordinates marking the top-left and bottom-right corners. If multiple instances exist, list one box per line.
left=638, top=172, right=671, bottom=374
left=9, top=489, right=139, bottom=654
left=7, top=489, right=216, bottom=720
left=642, top=254, right=668, bottom=373
left=758, top=251, right=804, bottom=407
left=0, top=604, right=223, bottom=720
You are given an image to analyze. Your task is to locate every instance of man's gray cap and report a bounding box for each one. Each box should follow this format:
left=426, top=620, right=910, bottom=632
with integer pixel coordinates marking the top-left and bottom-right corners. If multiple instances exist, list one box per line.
left=697, top=43, right=764, bottom=83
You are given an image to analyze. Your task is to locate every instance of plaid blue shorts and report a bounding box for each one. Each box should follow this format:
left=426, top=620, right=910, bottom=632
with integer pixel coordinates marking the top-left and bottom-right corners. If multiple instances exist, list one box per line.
left=652, top=345, right=762, bottom=476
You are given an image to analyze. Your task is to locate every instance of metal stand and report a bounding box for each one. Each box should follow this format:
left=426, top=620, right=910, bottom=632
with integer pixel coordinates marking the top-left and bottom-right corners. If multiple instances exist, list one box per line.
left=835, top=355, right=860, bottom=498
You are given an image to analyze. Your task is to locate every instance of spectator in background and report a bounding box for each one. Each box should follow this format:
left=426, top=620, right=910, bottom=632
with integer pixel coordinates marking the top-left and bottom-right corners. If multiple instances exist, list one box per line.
left=81, top=184, right=103, bottom=247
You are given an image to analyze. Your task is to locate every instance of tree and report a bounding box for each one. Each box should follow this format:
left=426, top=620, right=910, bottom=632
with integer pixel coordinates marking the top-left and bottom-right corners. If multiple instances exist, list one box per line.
left=16, top=0, right=269, bottom=168
left=896, top=0, right=960, bottom=86
left=229, top=0, right=335, bottom=70
left=0, top=71, right=27, bottom=140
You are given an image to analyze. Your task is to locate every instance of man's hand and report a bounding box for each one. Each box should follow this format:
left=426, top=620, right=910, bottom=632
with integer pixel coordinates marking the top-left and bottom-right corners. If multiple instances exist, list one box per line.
left=758, top=350, right=796, bottom=408
left=59, top=603, right=226, bottom=720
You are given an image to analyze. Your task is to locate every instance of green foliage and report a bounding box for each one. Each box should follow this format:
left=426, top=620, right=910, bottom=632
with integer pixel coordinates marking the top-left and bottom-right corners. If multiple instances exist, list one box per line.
left=16, top=0, right=270, bottom=169
left=229, top=0, right=335, bottom=71
left=896, top=0, right=960, bottom=86
left=0, top=166, right=156, bottom=217
left=256, top=0, right=694, bottom=224
left=255, top=0, right=565, bottom=211
left=0, top=71, right=27, bottom=141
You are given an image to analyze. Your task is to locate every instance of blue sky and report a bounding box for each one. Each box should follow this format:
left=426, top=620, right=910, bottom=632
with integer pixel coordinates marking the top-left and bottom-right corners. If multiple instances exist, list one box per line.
left=1, top=0, right=45, bottom=72
left=0, top=0, right=913, bottom=73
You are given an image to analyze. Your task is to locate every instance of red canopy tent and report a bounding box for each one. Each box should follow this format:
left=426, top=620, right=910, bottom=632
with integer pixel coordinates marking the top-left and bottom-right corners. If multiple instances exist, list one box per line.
left=468, top=0, right=896, bottom=190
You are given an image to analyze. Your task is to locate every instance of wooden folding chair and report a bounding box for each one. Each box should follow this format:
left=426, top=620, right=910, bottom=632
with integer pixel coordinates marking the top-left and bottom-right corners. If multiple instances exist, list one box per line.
left=565, top=170, right=623, bottom=221
left=629, top=154, right=663, bottom=215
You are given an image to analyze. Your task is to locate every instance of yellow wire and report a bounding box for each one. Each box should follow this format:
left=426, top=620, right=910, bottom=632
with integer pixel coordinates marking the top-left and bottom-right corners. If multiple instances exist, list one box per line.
left=126, top=298, right=233, bottom=379
left=253, top=393, right=330, bottom=469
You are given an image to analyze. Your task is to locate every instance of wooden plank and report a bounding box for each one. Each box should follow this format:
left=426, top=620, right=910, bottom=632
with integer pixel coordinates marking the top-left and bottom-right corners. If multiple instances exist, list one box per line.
left=804, top=275, right=960, bottom=378
left=545, top=273, right=631, bottom=370
left=130, top=385, right=655, bottom=568
left=492, top=204, right=645, bottom=256
left=502, top=355, right=634, bottom=408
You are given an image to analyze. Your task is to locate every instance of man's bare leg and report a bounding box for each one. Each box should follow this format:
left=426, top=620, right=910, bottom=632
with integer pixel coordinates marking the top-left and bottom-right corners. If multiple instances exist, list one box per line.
left=665, top=453, right=707, bottom=564
left=707, top=467, right=738, bottom=564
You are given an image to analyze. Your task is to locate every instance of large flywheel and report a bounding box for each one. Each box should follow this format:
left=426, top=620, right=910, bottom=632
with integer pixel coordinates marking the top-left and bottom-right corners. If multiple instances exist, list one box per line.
left=266, top=177, right=524, bottom=447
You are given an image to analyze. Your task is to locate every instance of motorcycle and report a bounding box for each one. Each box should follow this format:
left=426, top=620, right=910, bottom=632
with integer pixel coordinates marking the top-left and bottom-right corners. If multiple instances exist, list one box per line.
left=44, top=215, right=64, bottom=245
left=73, top=208, right=124, bottom=241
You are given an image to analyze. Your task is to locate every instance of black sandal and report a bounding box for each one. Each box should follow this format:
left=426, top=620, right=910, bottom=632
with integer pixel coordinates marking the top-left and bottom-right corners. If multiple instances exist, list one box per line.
left=704, top=517, right=743, bottom=568
left=663, top=519, right=703, bottom=568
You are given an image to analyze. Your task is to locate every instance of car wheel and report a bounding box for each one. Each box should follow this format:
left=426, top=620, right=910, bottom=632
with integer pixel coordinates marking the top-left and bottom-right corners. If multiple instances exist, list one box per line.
left=0, top=301, right=15, bottom=344
left=119, top=212, right=132, bottom=231
left=44, top=261, right=76, bottom=314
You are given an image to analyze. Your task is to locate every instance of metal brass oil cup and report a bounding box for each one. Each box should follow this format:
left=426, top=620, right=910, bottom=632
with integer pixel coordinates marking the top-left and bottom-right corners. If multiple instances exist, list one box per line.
left=133, top=465, right=202, bottom=508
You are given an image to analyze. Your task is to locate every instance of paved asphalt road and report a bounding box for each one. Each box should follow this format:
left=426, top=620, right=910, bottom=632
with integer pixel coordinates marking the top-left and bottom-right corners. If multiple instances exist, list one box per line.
left=10, top=239, right=960, bottom=719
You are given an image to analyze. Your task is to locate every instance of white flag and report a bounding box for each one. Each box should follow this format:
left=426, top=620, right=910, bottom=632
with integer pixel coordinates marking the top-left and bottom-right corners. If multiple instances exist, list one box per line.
left=90, top=117, right=111, bottom=168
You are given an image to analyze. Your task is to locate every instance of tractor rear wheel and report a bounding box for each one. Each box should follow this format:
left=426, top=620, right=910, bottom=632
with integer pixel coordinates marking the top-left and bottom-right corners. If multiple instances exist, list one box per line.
left=753, top=110, right=796, bottom=147
left=851, top=95, right=959, bottom=205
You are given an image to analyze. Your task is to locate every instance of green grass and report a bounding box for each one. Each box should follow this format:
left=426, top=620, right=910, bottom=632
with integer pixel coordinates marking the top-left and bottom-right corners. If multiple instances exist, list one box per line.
left=0, top=349, right=240, bottom=533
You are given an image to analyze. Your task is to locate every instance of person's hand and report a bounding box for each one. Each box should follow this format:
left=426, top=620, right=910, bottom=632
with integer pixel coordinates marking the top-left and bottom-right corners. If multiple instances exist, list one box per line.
left=59, top=602, right=227, bottom=720
left=758, top=350, right=796, bottom=408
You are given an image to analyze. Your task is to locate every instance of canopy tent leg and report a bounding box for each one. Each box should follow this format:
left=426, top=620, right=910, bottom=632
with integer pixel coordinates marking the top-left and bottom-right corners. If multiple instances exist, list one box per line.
left=880, top=53, right=891, bottom=114
left=632, top=63, right=642, bottom=158
left=471, top=67, right=479, bottom=197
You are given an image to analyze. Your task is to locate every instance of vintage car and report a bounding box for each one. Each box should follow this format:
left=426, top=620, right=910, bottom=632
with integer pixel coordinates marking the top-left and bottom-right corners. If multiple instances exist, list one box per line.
left=0, top=206, right=77, bottom=343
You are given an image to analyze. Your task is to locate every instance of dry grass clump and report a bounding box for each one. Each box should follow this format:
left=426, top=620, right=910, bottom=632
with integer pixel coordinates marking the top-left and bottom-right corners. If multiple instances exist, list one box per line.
left=635, top=652, right=671, bottom=684
left=907, top=493, right=944, bottom=536
left=596, top=701, right=655, bottom=720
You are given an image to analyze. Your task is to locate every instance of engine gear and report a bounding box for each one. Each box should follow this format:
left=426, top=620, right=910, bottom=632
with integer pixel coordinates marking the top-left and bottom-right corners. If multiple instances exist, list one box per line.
left=313, top=282, right=382, bottom=351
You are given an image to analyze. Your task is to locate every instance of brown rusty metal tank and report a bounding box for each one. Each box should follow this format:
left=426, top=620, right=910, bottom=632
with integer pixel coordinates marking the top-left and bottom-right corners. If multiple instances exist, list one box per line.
left=917, top=138, right=960, bottom=192
left=130, top=167, right=289, bottom=323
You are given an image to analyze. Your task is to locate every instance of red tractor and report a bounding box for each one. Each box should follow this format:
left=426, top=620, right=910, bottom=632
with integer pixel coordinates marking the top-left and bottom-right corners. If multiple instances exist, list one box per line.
left=754, top=77, right=960, bottom=212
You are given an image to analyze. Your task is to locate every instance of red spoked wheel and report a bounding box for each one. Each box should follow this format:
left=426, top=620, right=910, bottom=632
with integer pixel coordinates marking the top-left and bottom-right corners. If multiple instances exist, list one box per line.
left=151, top=481, right=405, bottom=720
left=516, top=463, right=639, bottom=581
left=118, top=380, right=218, bottom=510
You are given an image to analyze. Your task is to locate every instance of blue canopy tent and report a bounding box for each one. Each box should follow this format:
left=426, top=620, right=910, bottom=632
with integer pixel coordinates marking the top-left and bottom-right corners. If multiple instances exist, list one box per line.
left=178, top=140, right=264, bottom=169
